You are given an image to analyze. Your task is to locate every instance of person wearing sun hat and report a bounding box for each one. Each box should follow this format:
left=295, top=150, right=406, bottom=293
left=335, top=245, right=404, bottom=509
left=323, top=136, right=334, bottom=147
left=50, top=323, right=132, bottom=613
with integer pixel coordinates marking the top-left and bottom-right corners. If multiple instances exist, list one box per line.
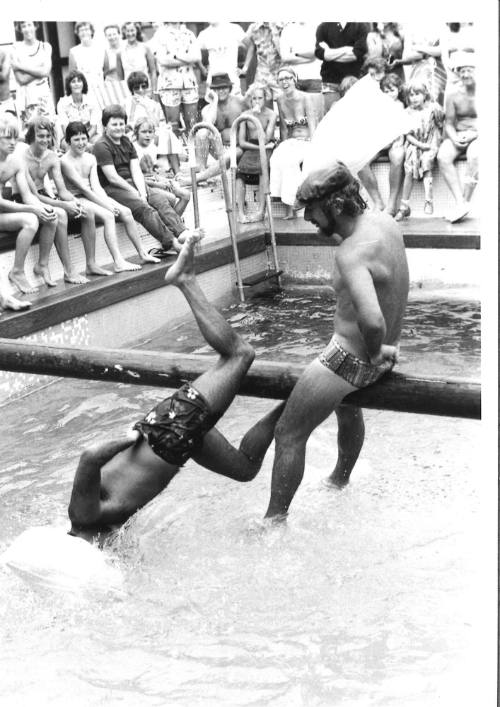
left=437, top=49, right=478, bottom=223
left=262, top=160, right=409, bottom=519
left=178, top=72, right=245, bottom=186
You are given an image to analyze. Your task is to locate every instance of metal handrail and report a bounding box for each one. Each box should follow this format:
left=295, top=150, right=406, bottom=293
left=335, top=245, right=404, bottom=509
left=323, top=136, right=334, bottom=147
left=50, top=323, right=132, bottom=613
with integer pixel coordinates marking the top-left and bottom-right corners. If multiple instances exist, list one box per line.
left=187, top=121, right=244, bottom=296
left=229, top=113, right=281, bottom=301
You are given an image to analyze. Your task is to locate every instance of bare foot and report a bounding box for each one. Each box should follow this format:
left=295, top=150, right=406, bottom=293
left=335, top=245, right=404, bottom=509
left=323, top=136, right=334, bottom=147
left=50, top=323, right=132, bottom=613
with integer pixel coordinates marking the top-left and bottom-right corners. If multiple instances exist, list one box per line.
left=140, top=252, right=161, bottom=264
left=114, top=260, right=142, bottom=272
left=238, top=214, right=250, bottom=224
left=9, top=270, right=38, bottom=294
left=164, top=234, right=197, bottom=285
left=324, top=474, right=350, bottom=489
left=283, top=208, right=297, bottom=220
left=0, top=292, right=32, bottom=310
left=86, top=264, right=113, bottom=277
left=33, top=264, right=57, bottom=288
left=64, top=271, right=89, bottom=285
left=247, top=212, right=264, bottom=223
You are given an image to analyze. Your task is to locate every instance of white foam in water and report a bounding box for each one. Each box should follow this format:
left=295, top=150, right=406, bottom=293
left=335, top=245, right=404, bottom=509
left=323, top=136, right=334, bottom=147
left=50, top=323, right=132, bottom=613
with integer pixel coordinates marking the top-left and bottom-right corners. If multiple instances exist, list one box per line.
left=1, top=526, right=125, bottom=597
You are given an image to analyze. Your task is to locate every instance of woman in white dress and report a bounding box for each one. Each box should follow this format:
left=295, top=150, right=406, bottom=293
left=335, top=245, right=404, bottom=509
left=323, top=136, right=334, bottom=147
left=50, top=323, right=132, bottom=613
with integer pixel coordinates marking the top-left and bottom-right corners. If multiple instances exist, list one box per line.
left=68, top=22, right=105, bottom=99
left=270, top=66, right=316, bottom=218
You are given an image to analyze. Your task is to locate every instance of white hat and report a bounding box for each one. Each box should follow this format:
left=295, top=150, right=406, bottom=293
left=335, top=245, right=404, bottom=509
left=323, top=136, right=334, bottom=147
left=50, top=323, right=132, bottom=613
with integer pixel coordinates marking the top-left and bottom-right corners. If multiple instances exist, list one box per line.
left=1, top=526, right=124, bottom=596
left=450, top=51, right=476, bottom=71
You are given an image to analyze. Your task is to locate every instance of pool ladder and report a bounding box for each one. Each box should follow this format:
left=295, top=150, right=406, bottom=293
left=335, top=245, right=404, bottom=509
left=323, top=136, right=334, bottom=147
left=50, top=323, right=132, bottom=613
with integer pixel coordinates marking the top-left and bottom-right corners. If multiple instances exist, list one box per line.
left=186, top=119, right=281, bottom=303
left=229, top=114, right=282, bottom=302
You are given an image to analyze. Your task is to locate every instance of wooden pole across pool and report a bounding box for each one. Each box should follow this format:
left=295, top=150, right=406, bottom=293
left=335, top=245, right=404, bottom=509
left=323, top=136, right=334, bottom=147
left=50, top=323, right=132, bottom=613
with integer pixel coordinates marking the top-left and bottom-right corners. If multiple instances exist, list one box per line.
left=0, top=339, right=480, bottom=419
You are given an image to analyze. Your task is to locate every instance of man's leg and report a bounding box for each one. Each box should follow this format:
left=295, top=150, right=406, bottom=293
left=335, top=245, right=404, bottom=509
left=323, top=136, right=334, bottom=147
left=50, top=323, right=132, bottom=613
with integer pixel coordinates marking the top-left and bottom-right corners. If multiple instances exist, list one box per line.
left=164, top=235, right=283, bottom=480
left=437, top=138, right=469, bottom=221
left=358, top=163, right=385, bottom=210
left=106, top=184, right=174, bottom=250
left=47, top=207, right=88, bottom=285
left=265, top=358, right=358, bottom=519
left=463, top=139, right=479, bottom=202
left=146, top=187, right=186, bottom=243
left=2, top=212, right=40, bottom=294
left=328, top=405, right=365, bottom=487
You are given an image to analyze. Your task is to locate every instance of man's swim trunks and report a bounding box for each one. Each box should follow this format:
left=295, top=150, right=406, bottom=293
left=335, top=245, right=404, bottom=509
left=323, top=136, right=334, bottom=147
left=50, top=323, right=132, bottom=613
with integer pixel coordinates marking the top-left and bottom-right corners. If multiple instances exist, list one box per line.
left=133, top=383, right=217, bottom=467
left=318, top=336, right=394, bottom=388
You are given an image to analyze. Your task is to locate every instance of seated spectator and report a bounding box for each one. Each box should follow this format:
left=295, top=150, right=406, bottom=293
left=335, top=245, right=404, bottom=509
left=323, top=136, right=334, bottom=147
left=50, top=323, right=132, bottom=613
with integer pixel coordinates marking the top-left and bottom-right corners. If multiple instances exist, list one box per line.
left=437, top=52, right=478, bottom=223
left=16, top=116, right=89, bottom=285
left=11, top=21, right=55, bottom=119
left=395, top=80, right=444, bottom=221
left=440, top=23, right=475, bottom=99
left=68, top=22, right=105, bottom=99
left=121, top=22, right=157, bottom=94
left=236, top=83, right=277, bottom=223
left=56, top=70, right=100, bottom=149
left=125, top=71, right=185, bottom=175
left=378, top=73, right=406, bottom=215
left=382, top=23, right=405, bottom=81
left=357, top=57, right=390, bottom=210
left=133, top=117, right=190, bottom=217
left=270, top=66, right=316, bottom=219
left=240, top=22, right=284, bottom=98
left=0, top=113, right=58, bottom=295
left=60, top=121, right=146, bottom=273
left=103, top=25, right=124, bottom=83
left=180, top=72, right=244, bottom=187
left=93, top=104, right=189, bottom=255
left=197, top=22, right=246, bottom=95
left=279, top=22, right=322, bottom=94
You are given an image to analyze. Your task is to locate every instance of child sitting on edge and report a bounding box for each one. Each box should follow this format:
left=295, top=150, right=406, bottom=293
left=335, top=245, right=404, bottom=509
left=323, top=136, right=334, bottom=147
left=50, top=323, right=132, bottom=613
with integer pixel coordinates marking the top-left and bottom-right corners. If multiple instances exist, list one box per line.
left=124, top=71, right=186, bottom=175
left=133, top=117, right=190, bottom=218
left=395, top=79, right=445, bottom=220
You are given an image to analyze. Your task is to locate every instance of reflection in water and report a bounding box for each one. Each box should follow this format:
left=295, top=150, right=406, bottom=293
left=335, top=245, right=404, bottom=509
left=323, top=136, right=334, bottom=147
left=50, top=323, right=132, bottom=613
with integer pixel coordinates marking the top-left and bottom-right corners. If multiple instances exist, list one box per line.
left=0, top=289, right=489, bottom=706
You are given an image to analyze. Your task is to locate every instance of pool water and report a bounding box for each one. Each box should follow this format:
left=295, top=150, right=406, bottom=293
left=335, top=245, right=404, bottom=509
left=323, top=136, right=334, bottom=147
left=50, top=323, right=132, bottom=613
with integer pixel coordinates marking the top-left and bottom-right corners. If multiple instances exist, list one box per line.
left=0, top=287, right=493, bottom=706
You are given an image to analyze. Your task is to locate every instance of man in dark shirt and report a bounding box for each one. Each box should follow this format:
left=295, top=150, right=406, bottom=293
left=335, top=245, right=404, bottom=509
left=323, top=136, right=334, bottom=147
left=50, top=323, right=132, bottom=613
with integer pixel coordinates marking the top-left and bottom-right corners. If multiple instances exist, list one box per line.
left=315, top=23, right=368, bottom=112
left=93, top=104, right=189, bottom=252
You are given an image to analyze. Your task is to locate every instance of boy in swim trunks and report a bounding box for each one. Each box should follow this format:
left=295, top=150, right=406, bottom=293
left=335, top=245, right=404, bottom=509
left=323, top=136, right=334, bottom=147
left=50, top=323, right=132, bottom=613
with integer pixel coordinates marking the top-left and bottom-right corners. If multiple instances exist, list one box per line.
left=264, top=161, right=409, bottom=519
left=68, top=232, right=284, bottom=545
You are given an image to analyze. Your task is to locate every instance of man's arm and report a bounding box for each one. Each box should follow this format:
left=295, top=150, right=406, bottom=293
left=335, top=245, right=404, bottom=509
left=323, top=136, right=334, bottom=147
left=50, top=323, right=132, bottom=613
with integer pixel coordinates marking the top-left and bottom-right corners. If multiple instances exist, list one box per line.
left=49, top=158, right=84, bottom=214
left=145, top=46, right=157, bottom=92
left=0, top=49, right=10, bottom=81
left=239, top=40, right=255, bottom=77
left=11, top=42, right=52, bottom=79
left=336, top=250, right=387, bottom=361
left=100, top=163, right=141, bottom=197
left=200, top=90, right=219, bottom=125
left=68, top=437, right=136, bottom=526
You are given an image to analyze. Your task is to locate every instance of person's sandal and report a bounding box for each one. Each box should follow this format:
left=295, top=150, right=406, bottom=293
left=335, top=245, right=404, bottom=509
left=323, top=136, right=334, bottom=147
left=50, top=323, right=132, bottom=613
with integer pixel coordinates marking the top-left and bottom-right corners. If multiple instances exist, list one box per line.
left=394, top=203, right=411, bottom=221
left=424, top=200, right=433, bottom=215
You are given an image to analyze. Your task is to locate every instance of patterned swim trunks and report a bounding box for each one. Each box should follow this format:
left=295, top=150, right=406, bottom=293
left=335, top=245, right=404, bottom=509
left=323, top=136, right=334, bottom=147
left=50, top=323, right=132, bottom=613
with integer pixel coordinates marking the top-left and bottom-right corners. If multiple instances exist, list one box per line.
left=318, top=336, right=394, bottom=388
left=134, top=383, right=216, bottom=466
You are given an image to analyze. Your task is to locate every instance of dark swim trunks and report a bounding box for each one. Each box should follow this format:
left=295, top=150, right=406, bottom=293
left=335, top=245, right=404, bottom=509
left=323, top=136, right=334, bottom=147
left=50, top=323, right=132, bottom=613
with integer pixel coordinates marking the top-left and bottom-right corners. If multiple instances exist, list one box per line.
left=133, top=383, right=217, bottom=467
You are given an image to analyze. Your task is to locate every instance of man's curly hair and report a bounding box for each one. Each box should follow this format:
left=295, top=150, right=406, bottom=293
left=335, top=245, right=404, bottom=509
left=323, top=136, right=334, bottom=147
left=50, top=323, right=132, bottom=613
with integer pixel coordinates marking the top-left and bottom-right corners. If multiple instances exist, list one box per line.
left=323, top=179, right=367, bottom=217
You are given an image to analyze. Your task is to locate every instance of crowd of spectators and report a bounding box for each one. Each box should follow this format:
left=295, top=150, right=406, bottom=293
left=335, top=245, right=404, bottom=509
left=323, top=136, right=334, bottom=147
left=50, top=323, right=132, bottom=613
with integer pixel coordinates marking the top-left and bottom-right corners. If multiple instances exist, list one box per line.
left=0, top=20, right=478, bottom=309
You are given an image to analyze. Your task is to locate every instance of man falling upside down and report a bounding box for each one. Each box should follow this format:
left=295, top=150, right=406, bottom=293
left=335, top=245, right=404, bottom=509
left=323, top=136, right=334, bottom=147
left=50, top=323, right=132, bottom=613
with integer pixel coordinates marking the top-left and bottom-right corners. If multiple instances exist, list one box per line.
left=68, top=231, right=284, bottom=545
left=264, top=161, right=409, bottom=520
